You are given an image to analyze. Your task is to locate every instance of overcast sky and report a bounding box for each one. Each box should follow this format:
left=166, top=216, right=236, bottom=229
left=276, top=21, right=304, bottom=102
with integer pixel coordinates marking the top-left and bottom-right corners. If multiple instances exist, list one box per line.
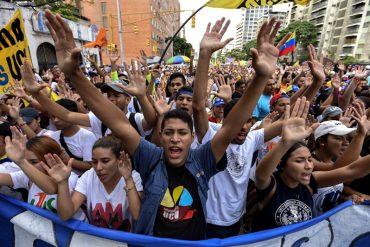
left=178, top=0, right=243, bottom=53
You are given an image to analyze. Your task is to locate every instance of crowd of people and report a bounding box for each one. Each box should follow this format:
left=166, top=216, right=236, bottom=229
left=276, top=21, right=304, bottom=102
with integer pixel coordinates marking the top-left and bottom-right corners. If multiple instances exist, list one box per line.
left=0, top=10, right=370, bottom=240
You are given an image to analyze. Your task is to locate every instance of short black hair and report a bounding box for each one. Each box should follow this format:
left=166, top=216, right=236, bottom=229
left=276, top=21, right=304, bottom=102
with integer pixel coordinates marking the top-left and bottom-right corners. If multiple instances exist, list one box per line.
left=169, top=72, right=186, bottom=85
left=56, top=99, right=78, bottom=113
left=175, top=86, right=193, bottom=100
left=161, top=109, right=193, bottom=131
left=0, top=122, right=12, bottom=138
left=223, top=98, right=239, bottom=119
left=235, top=79, right=245, bottom=89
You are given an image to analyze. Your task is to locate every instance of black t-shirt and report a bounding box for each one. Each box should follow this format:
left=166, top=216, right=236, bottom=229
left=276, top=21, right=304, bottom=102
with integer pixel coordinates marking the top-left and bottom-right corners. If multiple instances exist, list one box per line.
left=153, top=163, right=205, bottom=240
left=252, top=171, right=317, bottom=232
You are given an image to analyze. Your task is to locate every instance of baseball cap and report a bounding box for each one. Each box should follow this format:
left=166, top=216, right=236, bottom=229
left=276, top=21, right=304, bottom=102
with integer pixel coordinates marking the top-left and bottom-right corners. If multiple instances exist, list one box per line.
left=270, top=93, right=289, bottom=107
left=321, top=106, right=343, bottom=121
left=101, top=80, right=130, bottom=96
left=314, top=120, right=356, bottom=140
left=213, top=97, right=225, bottom=107
left=366, top=65, right=370, bottom=70
left=20, top=107, right=39, bottom=124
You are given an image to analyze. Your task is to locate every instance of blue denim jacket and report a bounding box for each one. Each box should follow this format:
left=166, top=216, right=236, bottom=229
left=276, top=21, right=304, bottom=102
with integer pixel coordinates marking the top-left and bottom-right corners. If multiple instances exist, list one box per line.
left=132, top=138, right=226, bottom=236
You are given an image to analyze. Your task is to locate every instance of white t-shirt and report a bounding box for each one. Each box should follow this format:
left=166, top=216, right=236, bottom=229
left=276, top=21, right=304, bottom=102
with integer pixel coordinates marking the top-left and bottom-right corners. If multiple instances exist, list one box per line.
left=10, top=171, right=86, bottom=220
left=49, top=128, right=97, bottom=162
left=313, top=184, right=344, bottom=217
left=88, top=111, right=150, bottom=139
left=0, top=159, right=23, bottom=199
left=202, top=127, right=265, bottom=226
left=74, top=168, right=143, bottom=231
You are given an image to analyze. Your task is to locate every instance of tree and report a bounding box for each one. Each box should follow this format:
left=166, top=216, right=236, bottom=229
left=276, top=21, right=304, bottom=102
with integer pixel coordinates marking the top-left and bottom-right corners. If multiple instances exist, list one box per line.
left=342, top=56, right=358, bottom=65
left=34, top=0, right=79, bottom=21
left=276, top=21, right=318, bottom=58
left=226, top=48, right=246, bottom=61
left=165, top=36, right=193, bottom=57
left=242, top=39, right=257, bottom=60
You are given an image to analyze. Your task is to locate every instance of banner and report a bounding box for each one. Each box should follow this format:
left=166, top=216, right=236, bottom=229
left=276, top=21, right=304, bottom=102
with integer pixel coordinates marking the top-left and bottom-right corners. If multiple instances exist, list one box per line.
left=0, top=9, right=32, bottom=94
left=205, top=0, right=311, bottom=9
left=1, top=194, right=370, bottom=247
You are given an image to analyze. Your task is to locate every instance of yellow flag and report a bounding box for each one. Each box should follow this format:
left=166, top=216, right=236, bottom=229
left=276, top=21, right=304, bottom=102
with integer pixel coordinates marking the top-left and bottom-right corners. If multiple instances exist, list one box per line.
left=293, top=60, right=300, bottom=67
left=0, top=9, right=33, bottom=94
left=205, top=0, right=311, bottom=9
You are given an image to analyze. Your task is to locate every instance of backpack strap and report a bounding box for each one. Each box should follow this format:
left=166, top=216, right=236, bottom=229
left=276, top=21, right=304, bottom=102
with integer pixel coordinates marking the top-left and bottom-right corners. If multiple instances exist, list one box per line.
left=133, top=97, right=141, bottom=113
left=60, top=132, right=83, bottom=161
left=129, top=113, right=140, bottom=134
left=101, top=123, right=108, bottom=136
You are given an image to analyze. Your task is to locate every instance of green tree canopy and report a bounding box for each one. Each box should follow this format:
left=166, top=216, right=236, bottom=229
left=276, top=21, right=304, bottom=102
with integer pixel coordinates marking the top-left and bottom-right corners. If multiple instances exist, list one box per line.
left=276, top=21, right=318, bottom=52
left=226, top=48, right=246, bottom=61
left=165, top=36, right=193, bottom=57
left=242, top=39, right=257, bottom=60
left=34, top=0, right=79, bottom=21
left=342, top=56, right=358, bottom=65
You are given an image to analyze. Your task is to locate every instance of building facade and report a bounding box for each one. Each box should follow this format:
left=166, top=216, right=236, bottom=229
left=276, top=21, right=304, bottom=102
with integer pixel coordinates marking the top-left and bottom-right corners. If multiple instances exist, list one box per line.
left=80, top=0, right=180, bottom=65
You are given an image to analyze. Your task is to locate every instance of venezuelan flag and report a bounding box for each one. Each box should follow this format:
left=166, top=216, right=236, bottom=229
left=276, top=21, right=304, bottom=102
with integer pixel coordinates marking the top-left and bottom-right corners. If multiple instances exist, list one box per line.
left=279, top=32, right=296, bottom=57
left=205, top=0, right=311, bottom=9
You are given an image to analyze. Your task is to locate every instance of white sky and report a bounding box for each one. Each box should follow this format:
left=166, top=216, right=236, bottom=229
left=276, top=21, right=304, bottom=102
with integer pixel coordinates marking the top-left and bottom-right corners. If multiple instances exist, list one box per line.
left=178, top=0, right=243, bottom=53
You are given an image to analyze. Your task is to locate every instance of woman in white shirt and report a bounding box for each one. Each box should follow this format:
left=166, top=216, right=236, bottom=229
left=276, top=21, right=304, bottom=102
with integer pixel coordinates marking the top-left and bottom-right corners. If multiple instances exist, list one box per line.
left=0, top=126, right=85, bottom=220
left=43, top=136, right=143, bottom=231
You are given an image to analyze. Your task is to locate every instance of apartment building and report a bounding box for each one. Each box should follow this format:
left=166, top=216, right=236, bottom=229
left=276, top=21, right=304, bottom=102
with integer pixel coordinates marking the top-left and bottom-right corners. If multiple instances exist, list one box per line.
left=80, top=0, right=180, bottom=64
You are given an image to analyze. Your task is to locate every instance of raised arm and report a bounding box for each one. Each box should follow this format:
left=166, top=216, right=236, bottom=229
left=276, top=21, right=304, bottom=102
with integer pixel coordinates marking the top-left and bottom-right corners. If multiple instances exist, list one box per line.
left=20, top=61, right=90, bottom=127
left=44, top=10, right=140, bottom=155
left=211, top=17, right=291, bottom=163
left=41, top=155, right=85, bottom=221
left=193, top=18, right=233, bottom=142
left=301, top=45, right=326, bottom=103
left=5, top=127, right=57, bottom=194
left=255, top=99, right=316, bottom=190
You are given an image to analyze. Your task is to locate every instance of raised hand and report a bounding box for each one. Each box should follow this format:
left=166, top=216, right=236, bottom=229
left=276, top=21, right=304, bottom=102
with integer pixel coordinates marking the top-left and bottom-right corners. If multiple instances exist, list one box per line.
left=8, top=97, right=22, bottom=121
left=41, top=154, right=73, bottom=184
left=10, top=80, right=27, bottom=99
left=20, top=60, right=49, bottom=95
left=200, top=17, right=233, bottom=54
left=211, top=74, right=232, bottom=102
left=107, top=47, right=120, bottom=64
left=44, top=10, right=81, bottom=76
left=117, top=151, right=132, bottom=180
left=354, top=66, right=367, bottom=80
left=331, top=74, right=341, bottom=90
left=281, top=97, right=318, bottom=145
left=120, top=59, right=147, bottom=97
left=152, top=89, right=173, bottom=116
left=137, top=49, right=148, bottom=68
left=307, top=45, right=326, bottom=83
left=351, top=102, right=368, bottom=136
left=5, top=126, right=27, bottom=164
left=339, top=107, right=355, bottom=127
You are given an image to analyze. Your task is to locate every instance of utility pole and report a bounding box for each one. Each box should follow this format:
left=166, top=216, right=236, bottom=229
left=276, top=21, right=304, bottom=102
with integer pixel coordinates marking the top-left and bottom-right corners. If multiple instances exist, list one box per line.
left=117, top=0, right=124, bottom=67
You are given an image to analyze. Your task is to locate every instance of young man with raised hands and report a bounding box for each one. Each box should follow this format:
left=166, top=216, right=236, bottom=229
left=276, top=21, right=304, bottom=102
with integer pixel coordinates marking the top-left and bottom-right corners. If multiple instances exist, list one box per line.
left=192, top=17, right=291, bottom=238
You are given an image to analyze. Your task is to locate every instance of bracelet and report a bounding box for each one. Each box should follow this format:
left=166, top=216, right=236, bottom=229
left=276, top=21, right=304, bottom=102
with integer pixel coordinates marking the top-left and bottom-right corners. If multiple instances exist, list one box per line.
left=17, top=122, right=27, bottom=128
left=124, top=185, right=135, bottom=193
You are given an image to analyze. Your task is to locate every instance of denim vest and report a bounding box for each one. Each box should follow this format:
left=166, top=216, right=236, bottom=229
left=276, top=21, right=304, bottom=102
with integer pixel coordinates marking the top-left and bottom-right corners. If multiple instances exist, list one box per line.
left=132, top=138, right=226, bottom=236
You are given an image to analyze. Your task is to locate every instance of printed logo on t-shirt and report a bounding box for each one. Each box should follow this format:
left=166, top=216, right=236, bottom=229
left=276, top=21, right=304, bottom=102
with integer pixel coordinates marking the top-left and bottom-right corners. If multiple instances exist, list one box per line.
left=159, top=186, right=195, bottom=222
left=226, top=153, right=246, bottom=177
left=275, top=199, right=312, bottom=226
left=91, top=202, right=130, bottom=231
left=29, top=192, right=57, bottom=213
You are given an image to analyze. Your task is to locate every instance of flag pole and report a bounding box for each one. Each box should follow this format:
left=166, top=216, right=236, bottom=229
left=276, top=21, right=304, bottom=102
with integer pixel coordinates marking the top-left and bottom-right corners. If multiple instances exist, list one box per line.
left=159, top=5, right=205, bottom=64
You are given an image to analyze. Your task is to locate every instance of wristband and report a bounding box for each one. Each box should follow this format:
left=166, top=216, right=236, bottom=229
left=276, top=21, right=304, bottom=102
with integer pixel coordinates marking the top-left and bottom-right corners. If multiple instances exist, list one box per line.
left=124, top=185, right=135, bottom=193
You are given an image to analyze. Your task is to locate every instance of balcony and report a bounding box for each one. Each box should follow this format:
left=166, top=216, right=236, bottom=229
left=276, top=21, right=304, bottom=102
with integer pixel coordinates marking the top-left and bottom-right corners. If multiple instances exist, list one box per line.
left=312, top=1, right=327, bottom=12
left=351, top=7, right=365, bottom=15
left=348, top=17, right=363, bottom=26
left=352, top=0, right=366, bottom=6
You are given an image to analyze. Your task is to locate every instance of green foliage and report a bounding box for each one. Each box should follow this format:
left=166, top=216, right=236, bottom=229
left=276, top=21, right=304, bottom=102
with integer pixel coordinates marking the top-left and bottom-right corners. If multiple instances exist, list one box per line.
left=34, top=0, right=79, bottom=21
left=165, top=36, right=193, bottom=57
left=226, top=48, right=246, bottom=61
left=242, top=39, right=257, bottom=60
left=276, top=21, right=318, bottom=56
left=342, top=56, right=358, bottom=65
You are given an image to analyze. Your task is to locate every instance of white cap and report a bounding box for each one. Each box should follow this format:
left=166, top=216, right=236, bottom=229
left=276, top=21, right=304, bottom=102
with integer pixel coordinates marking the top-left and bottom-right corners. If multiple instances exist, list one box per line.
left=314, top=120, right=356, bottom=140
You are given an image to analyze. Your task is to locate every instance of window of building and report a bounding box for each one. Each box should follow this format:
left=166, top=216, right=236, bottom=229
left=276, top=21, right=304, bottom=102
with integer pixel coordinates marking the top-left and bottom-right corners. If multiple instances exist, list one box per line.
left=364, top=22, right=370, bottom=28
left=101, top=2, right=107, bottom=14
left=102, top=16, right=108, bottom=28
left=367, top=11, right=370, bottom=16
